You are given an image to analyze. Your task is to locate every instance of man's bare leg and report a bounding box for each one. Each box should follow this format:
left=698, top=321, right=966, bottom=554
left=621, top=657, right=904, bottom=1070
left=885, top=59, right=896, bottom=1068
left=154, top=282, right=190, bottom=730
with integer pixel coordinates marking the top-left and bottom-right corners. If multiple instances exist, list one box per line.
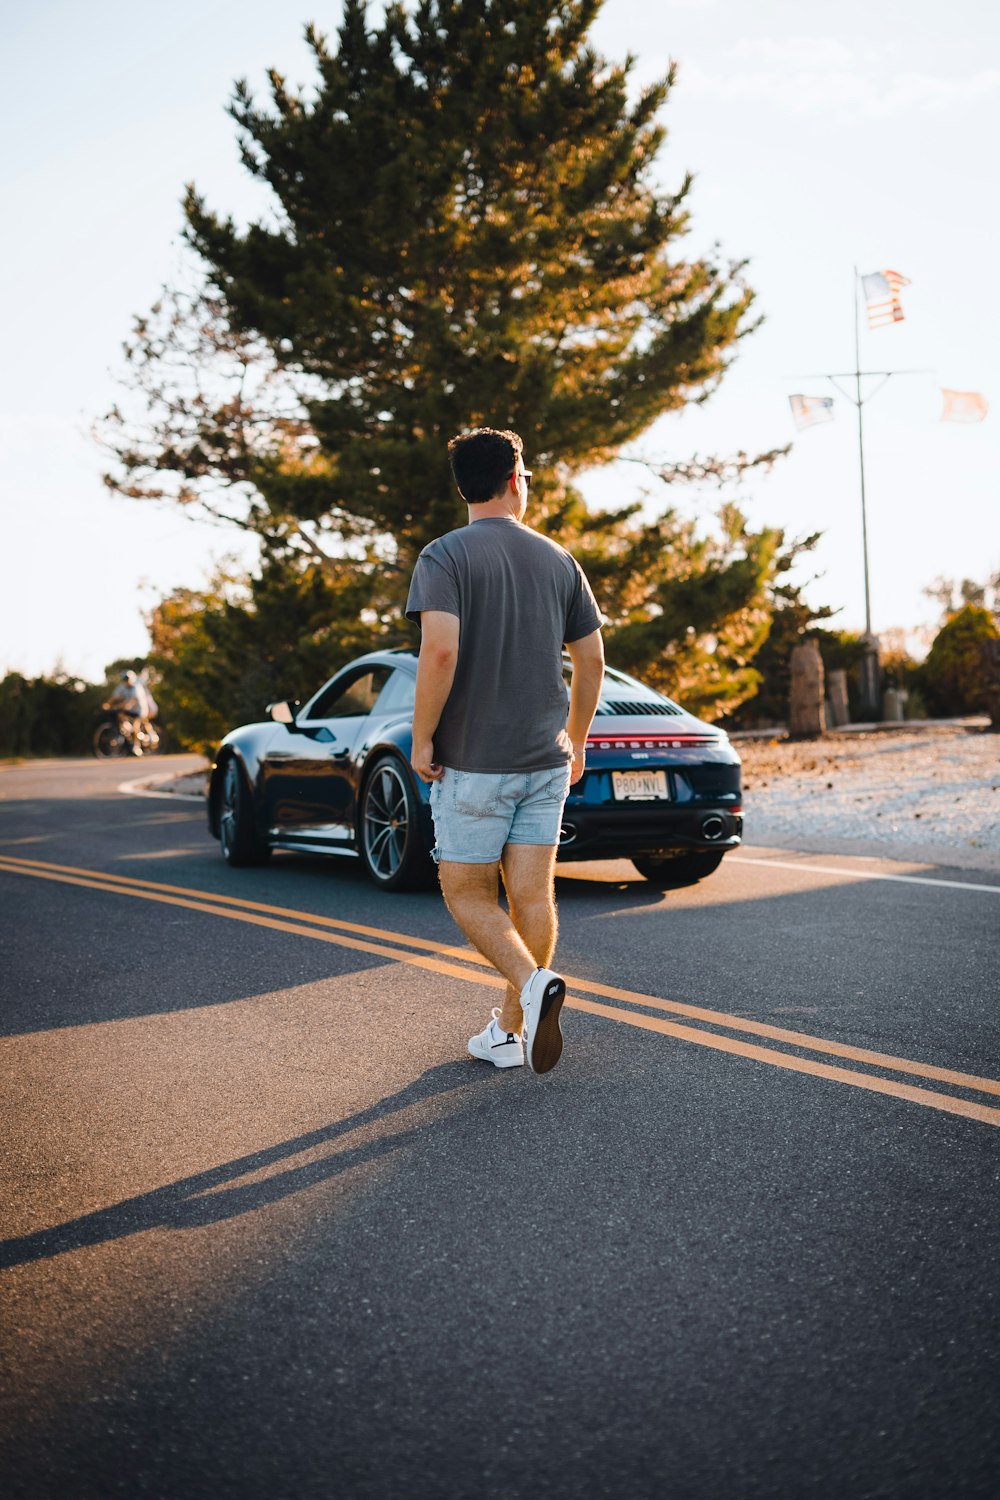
left=498, top=844, right=558, bottom=1033
left=437, top=860, right=538, bottom=998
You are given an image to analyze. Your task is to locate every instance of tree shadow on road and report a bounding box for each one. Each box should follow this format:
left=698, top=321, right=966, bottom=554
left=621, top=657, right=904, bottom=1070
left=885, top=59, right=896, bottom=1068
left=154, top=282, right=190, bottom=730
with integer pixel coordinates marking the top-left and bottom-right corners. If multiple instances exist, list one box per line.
left=0, top=1060, right=493, bottom=1269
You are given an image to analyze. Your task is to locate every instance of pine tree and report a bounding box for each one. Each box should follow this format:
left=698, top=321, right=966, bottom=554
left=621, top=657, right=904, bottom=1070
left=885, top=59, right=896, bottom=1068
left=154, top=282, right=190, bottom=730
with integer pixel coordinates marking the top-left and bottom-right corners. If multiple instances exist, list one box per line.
left=105, top=0, right=812, bottom=730
left=181, top=0, right=758, bottom=562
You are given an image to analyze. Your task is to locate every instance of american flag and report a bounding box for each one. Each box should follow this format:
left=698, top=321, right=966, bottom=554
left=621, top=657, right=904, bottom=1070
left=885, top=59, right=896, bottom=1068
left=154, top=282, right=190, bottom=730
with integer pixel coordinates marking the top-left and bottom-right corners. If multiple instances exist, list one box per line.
left=788, top=394, right=835, bottom=430
left=861, top=269, right=911, bottom=329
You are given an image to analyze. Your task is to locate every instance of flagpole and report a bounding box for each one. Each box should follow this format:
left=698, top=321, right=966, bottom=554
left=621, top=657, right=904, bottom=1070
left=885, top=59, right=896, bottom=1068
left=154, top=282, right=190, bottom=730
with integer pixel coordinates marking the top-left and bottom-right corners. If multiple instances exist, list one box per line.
left=789, top=268, right=933, bottom=718
left=853, top=266, right=873, bottom=637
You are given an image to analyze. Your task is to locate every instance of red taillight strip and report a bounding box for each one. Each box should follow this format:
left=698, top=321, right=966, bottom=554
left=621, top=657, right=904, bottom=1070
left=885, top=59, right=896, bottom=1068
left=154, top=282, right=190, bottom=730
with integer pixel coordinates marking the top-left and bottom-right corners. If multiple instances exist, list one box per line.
left=587, top=734, right=720, bottom=748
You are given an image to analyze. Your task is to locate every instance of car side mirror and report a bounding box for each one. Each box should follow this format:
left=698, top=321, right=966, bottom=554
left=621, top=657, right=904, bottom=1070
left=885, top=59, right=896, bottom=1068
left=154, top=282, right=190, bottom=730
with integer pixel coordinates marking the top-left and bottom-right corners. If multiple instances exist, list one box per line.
left=268, top=700, right=298, bottom=725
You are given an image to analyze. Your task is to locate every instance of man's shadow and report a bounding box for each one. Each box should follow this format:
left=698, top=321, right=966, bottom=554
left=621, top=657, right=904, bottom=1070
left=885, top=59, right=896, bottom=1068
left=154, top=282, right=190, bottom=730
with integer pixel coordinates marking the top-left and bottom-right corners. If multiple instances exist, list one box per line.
left=0, top=1061, right=491, bottom=1270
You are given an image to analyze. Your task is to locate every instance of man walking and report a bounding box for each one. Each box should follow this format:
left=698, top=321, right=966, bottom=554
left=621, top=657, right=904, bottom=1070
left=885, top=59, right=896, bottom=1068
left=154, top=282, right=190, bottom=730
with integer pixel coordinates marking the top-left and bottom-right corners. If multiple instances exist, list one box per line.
left=406, top=427, right=604, bottom=1074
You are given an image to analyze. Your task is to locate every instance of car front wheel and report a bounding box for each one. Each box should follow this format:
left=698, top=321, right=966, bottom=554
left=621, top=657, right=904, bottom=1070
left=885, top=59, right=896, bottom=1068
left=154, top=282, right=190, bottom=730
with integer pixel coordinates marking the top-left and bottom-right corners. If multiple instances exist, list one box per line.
left=359, top=755, right=436, bottom=892
left=218, top=757, right=271, bottom=867
left=632, top=851, right=725, bottom=888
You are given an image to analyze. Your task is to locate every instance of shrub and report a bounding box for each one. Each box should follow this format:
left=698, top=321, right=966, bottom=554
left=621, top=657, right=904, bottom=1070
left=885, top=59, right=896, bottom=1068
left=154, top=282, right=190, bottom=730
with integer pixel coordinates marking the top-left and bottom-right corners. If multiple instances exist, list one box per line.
left=917, top=605, right=999, bottom=717
left=0, top=673, right=106, bottom=757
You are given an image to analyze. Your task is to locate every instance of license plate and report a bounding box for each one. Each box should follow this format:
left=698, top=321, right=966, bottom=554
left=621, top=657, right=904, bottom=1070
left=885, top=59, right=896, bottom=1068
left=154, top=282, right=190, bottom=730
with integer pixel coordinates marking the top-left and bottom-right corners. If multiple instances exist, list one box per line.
left=612, top=770, right=669, bottom=801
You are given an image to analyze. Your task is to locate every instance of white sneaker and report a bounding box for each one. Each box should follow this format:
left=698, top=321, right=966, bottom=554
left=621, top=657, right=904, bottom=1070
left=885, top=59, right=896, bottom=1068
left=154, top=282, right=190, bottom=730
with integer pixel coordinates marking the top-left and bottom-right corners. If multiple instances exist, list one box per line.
left=468, top=1009, right=525, bottom=1069
left=520, top=967, right=567, bottom=1074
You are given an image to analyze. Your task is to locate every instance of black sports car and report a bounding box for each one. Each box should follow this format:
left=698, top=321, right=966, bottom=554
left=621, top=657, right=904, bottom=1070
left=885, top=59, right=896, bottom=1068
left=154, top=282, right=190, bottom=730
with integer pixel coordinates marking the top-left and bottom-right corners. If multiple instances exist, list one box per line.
left=208, top=648, right=743, bottom=890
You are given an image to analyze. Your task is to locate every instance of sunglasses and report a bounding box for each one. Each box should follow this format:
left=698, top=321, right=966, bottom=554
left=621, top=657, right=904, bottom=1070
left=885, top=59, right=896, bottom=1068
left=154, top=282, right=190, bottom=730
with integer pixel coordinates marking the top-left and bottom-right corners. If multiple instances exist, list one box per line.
left=509, top=469, right=533, bottom=489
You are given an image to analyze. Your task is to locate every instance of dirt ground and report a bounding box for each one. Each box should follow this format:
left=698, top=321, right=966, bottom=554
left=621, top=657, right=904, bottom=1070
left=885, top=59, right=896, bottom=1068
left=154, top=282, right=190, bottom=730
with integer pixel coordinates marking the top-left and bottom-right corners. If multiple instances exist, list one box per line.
left=737, top=725, right=1000, bottom=873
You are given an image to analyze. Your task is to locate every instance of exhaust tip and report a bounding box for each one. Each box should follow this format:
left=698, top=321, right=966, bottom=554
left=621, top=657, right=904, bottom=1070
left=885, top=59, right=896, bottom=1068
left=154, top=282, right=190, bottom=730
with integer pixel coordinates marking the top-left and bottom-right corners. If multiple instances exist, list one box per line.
left=701, top=814, right=726, bottom=841
left=559, top=822, right=577, bottom=846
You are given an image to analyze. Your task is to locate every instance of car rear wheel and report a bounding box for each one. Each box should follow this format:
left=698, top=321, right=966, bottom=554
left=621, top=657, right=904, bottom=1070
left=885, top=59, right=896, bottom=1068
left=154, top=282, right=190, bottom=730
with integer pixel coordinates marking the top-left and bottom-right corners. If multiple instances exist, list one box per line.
left=219, top=757, right=271, bottom=867
left=359, top=755, right=436, bottom=892
left=632, top=851, right=725, bottom=888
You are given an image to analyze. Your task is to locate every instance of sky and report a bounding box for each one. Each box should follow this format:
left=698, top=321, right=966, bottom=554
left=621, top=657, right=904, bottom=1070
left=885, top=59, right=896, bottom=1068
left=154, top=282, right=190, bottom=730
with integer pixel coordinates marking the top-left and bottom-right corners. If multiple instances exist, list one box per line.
left=1, top=0, right=998, bottom=681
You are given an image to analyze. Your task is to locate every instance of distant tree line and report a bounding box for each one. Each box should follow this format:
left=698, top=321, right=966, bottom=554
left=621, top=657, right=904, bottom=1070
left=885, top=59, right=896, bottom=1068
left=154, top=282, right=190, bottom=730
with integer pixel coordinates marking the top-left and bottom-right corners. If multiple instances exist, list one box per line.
left=3, top=598, right=994, bottom=760
left=725, top=600, right=999, bottom=730
left=0, top=660, right=157, bottom=758
left=0, top=673, right=105, bottom=758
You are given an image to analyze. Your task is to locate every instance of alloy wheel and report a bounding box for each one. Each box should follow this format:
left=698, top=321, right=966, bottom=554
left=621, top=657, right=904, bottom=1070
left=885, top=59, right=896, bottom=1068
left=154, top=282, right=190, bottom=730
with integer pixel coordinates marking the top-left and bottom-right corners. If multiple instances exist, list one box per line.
left=362, top=761, right=410, bottom=883
left=220, top=761, right=240, bottom=859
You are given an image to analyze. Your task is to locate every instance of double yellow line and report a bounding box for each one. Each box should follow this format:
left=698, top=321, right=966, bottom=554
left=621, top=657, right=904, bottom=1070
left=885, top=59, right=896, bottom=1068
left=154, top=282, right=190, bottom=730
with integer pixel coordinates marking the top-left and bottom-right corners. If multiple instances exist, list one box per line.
left=3, top=851, right=999, bottom=1129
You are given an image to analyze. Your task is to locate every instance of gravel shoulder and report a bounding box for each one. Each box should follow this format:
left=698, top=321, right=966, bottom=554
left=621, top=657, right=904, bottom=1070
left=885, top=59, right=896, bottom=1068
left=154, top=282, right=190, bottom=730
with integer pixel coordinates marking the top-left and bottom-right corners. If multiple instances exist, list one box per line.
left=737, top=726, right=1000, bottom=873
left=129, top=728, right=1000, bottom=875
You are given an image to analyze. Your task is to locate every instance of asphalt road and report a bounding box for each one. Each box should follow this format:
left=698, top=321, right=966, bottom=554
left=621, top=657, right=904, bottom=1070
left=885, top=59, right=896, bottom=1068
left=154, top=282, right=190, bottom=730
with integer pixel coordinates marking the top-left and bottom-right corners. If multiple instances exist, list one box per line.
left=1, top=756, right=999, bottom=1500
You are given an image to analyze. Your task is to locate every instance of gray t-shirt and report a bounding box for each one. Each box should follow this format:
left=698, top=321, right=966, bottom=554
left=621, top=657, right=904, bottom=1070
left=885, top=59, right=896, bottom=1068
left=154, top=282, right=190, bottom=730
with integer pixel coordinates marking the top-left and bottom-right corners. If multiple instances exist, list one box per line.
left=405, top=517, right=603, bottom=772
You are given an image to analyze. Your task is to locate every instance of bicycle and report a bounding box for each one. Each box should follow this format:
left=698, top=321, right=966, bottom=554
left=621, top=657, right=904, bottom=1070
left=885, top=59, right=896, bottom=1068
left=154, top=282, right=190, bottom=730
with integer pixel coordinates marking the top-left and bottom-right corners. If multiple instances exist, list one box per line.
left=92, top=713, right=160, bottom=759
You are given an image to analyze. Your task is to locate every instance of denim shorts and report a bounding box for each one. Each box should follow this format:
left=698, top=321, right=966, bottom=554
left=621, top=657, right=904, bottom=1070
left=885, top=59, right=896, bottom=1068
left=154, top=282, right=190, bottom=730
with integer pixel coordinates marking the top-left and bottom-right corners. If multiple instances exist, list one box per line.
left=429, top=764, right=574, bottom=864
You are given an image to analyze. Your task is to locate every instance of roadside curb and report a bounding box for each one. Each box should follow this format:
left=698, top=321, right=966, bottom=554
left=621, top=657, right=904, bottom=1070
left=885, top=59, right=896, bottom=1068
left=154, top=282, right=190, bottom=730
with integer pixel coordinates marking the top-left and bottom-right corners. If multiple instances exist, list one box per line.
left=118, top=769, right=207, bottom=803
left=730, top=716, right=990, bottom=742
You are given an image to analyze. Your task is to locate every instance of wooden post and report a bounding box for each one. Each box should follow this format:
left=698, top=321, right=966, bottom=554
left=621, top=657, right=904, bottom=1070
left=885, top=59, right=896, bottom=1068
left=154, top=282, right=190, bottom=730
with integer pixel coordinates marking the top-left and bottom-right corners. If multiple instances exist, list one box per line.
left=789, top=639, right=826, bottom=739
left=827, top=669, right=850, bottom=728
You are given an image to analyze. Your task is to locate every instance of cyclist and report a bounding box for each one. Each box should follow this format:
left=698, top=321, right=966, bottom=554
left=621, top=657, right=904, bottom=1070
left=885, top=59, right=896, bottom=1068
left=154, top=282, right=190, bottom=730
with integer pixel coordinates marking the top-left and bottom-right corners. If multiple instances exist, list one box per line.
left=103, top=670, right=158, bottom=755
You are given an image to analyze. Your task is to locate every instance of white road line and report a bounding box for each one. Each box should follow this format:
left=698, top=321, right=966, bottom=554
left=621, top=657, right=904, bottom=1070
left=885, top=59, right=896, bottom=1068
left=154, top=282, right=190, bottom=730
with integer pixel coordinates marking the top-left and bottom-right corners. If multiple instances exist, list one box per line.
left=729, top=854, right=1000, bottom=896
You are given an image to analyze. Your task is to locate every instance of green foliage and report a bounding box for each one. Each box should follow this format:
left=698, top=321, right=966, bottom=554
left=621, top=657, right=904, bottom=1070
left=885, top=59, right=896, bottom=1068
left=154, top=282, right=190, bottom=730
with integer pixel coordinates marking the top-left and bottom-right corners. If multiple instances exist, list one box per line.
left=151, top=504, right=816, bottom=750
left=147, top=553, right=412, bottom=757
left=177, top=0, right=757, bottom=563
left=0, top=672, right=106, bottom=757
left=719, top=531, right=833, bottom=726
left=879, top=644, right=923, bottom=699
left=105, top=0, right=813, bottom=740
left=588, top=502, right=780, bottom=720
left=811, top=629, right=871, bottom=720
left=100, top=285, right=323, bottom=543
left=917, top=605, right=999, bottom=716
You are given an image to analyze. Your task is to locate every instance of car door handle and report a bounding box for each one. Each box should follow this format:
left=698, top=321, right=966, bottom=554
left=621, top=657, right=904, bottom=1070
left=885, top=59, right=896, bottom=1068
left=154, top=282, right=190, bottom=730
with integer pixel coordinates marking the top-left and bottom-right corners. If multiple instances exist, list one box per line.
left=331, top=748, right=350, bottom=760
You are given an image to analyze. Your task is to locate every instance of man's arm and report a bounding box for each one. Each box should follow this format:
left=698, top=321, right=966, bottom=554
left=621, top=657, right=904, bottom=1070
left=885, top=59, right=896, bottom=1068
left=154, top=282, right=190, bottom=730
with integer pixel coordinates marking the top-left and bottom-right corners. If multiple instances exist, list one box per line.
left=411, top=610, right=460, bottom=783
left=566, top=629, right=605, bottom=785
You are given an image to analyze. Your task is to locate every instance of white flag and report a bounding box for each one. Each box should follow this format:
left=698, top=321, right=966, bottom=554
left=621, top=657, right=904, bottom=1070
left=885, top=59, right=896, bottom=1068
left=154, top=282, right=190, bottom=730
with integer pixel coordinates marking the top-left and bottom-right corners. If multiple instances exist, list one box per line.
left=789, top=394, right=835, bottom=430
left=940, top=389, right=988, bottom=423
